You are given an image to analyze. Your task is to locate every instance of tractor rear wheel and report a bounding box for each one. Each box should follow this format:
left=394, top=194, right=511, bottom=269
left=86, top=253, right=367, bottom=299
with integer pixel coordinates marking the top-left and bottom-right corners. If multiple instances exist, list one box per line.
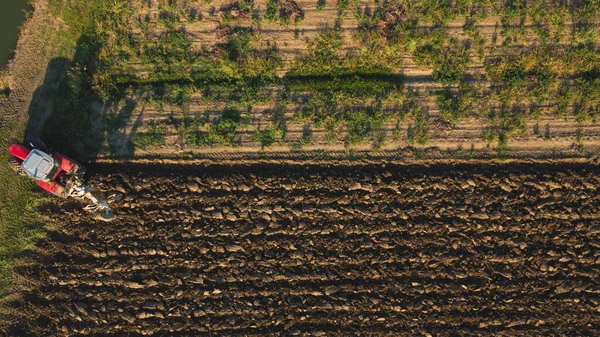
left=8, top=157, right=25, bottom=176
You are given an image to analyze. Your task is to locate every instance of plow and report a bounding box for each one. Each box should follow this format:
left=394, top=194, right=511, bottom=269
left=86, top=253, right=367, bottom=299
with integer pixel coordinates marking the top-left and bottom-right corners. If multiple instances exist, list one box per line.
left=7, top=139, right=117, bottom=221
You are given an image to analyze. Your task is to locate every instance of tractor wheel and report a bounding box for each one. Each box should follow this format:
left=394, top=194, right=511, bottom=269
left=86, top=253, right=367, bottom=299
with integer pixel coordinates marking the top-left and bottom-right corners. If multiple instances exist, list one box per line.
left=28, top=137, right=48, bottom=152
left=8, top=157, right=25, bottom=176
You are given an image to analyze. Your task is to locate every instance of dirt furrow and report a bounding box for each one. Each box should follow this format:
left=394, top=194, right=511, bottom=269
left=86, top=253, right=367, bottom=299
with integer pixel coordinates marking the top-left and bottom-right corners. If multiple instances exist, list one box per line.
left=6, top=161, right=600, bottom=336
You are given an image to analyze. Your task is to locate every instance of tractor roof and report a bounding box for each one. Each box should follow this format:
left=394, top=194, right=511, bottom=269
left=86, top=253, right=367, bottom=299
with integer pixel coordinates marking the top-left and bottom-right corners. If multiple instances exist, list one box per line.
left=22, top=149, right=54, bottom=181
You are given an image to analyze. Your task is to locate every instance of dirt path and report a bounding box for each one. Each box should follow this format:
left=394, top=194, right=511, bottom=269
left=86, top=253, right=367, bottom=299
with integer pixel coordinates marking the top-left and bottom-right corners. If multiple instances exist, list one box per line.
left=5, top=161, right=600, bottom=336
left=0, top=0, right=55, bottom=141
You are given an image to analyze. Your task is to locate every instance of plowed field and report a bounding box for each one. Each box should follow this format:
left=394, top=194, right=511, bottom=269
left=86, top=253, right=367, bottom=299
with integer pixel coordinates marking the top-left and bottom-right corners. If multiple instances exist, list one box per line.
left=6, top=161, right=600, bottom=336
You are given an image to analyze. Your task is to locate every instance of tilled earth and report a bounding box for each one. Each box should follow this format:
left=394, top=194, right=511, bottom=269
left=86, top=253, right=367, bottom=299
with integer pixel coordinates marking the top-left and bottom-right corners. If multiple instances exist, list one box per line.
left=6, top=162, right=600, bottom=336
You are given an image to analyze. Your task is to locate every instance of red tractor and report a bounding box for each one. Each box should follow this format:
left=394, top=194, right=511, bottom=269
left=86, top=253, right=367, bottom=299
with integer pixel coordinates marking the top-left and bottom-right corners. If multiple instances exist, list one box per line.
left=7, top=139, right=115, bottom=221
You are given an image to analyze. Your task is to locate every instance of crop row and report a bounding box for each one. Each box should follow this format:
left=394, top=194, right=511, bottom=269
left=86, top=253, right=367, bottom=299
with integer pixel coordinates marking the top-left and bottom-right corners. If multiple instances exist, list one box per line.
left=39, top=0, right=600, bottom=160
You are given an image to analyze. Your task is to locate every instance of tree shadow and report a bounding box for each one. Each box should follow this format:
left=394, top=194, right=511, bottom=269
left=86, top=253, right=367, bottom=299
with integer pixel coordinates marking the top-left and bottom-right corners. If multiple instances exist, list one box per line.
left=105, top=100, right=144, bottom=157
left=22, top=33, right=140, bottom=163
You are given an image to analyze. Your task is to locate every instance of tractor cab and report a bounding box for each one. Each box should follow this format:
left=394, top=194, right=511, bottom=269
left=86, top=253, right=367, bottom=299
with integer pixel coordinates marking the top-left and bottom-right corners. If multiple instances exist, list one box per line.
left=21, top=149, right=60, bottom=182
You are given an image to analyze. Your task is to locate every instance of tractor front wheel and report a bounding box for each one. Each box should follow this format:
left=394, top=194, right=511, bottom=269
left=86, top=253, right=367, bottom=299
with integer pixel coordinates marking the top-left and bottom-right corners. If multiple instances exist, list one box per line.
left=8, top=157, right=25, bottom=176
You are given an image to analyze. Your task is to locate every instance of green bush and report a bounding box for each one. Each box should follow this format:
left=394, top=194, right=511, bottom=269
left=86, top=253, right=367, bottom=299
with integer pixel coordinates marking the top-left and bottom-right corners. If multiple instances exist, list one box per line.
left=226, top=28, right=252, bottom=61
left=134, top=123, right=166, bottom=149
left=345, top=108, right=386, bottom=144
left=265, top=0, right=278, bottom=22
left=572, top=77, right=600, bottom=122
left=211, top=108, right=247, bottom=146
left=252, top=125, right=284, bottom=147
left=409, top=106, right=429, bottom=145
left=413, top=36, right=470, bottom=85
left=484, top=50, right=563, bottom=105
left=432, top=66, right=463, bottom=85
left=184, top=108, right=249, bottom=146
left=289, top=28, right=343, bottom=75
left=240, top=0, right=254, bottom=12
left=206, top=118, right=239, bottom=145
left=572, top=26, right=598, bottom=47
left=316, top=0, right=326, bottom=11
left=287, top=27, right=395, bottom=97
left=556, top=85, right=572, bottom=117
left=416, top=0, right=460, bottom=24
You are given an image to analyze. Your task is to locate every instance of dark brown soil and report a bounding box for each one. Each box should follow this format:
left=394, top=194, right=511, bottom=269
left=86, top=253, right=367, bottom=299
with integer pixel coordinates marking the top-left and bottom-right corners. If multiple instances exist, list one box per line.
left=5, top=162, right=600, bottom=336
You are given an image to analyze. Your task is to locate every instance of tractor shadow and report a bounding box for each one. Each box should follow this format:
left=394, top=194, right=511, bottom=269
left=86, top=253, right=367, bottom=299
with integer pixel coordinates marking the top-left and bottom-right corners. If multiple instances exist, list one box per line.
left=23, top=33, right=141, bottom=164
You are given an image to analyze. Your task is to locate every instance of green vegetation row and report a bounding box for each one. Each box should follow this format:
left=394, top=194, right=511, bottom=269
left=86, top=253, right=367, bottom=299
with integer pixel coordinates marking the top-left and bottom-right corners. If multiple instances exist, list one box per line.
left=43, top=0, right=600, bottom=155
left=46, top=0, right=425, bottom=151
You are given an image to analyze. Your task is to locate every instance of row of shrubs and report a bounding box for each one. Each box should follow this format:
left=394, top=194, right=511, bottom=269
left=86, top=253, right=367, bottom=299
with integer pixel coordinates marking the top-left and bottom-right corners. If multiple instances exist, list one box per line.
left=50, top=0, right=599, bottom=153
